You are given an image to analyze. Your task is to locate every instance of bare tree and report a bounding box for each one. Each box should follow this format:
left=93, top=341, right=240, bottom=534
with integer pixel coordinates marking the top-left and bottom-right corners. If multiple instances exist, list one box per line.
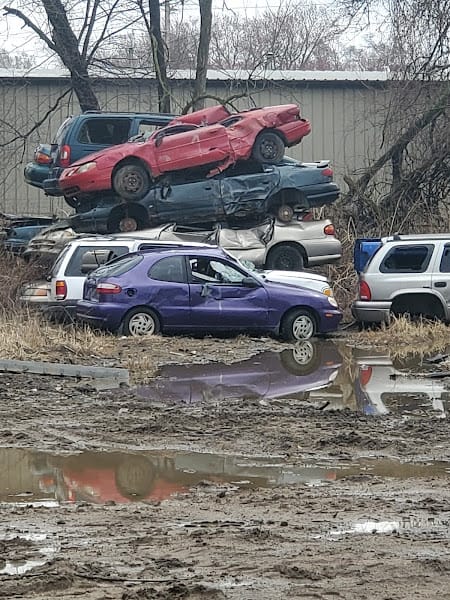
left=3, top=0, right=144, bottom=111
left=338, top=0, right=450, bottom=235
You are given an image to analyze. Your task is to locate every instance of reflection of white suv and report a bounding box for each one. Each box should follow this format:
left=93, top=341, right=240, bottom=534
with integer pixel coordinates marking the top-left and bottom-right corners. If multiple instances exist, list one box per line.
left=352, top=234, right=450, bottom=324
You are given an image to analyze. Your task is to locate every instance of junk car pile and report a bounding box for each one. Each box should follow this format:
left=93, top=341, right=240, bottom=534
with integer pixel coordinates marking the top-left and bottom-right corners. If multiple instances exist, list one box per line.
left=3, top=102, right=344, bottom=339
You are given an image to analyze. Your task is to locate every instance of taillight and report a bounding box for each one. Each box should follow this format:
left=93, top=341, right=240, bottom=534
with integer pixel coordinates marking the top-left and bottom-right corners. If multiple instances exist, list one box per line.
left=96, top=283, right=122, bottom=294
left=59, top=145, right=71, bottom=168
left=359, top=280, right=372, bottom=301
left=322, top=167, right=333, bottom=177
left=55, top=280, right=67, bottom=300
left=323, top=224, right=335, bottom=235
left=359, top=365, right=373, bottom=386
left=36, top=151, right=51, bottom=165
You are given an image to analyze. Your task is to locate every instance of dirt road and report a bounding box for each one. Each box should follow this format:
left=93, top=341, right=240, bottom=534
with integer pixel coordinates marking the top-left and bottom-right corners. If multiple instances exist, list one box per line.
left=1, top=332, right=449, bottom=599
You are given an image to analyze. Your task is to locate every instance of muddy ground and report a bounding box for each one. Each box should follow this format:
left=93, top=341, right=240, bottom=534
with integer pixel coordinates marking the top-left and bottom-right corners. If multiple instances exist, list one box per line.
left=1, top=330, right=450, bottom=599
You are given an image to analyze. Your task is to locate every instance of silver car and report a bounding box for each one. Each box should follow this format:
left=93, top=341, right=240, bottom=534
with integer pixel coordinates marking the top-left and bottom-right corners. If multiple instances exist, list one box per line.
left=118, top=219, right=342, bottom=271
left=25, top=218, right=341, bottom=272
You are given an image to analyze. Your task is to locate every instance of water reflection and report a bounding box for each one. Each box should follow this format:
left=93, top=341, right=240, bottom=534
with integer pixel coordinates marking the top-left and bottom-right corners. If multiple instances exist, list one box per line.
left=136, top=341, right=342, bottom=403
left=350, top=347, right=450, bottom=417
left=0, top=447, right=337, bottom=505
left=136, top=341, right=450, bottom=417
left=0, top=448, right=449, bottom=506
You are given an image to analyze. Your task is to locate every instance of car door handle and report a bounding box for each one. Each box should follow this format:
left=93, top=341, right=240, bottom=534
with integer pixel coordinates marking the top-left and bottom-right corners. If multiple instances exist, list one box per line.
left=434, top=281, right=447, bottom=288
left=204, top=186, right=212, bottom=190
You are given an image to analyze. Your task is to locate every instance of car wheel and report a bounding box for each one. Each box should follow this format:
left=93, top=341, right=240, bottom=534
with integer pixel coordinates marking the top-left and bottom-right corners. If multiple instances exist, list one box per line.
left=252, top=131, right=285, bottom=163
left=279, top=341, right=320, bottom=375
left=277, top=204, right=294, bottom=222
left=122, top=307, right=160, bottom=337
left=113, top=163, right=150, bottom=201
left=281, top=309, right=317, bottom=341
left=266, top=244, right=304, bottom=271
left=115, top=455, right=156, bottom=501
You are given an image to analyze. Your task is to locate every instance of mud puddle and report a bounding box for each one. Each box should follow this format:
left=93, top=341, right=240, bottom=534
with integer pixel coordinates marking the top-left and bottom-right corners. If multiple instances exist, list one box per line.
left=1, top=447, right=449, bottom=506
left=135, top=340, right=450, bottom=417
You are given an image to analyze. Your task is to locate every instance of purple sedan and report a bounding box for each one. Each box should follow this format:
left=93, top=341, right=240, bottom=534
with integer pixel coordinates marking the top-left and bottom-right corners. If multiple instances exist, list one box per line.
left=76, top=247, right=342, bottom=340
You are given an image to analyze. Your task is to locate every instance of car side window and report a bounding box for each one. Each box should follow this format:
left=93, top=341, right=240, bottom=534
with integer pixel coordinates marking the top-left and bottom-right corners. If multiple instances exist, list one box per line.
left=77, top=119, right=131, bottom=145
left=148, top=256, right=186, bottom=283
left=380, top=245, right=433, bottom=273
left=65, top=245, right=129, bottom=276
left=189, top=257, right=247, bottom=284
left=439, top=245, right=450, bottom=273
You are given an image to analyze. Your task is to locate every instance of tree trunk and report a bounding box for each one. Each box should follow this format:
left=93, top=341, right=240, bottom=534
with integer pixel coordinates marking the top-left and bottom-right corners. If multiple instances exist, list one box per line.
left=192, top=0, right=213, bottom=111
left=42, top=0, right=100, bottom=111
left=148, top=0, right=171, bottom=113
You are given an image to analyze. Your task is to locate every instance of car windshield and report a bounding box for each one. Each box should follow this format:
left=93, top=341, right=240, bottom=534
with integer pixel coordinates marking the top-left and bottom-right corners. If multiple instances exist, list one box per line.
left=91, top=253, right=143, bottom=278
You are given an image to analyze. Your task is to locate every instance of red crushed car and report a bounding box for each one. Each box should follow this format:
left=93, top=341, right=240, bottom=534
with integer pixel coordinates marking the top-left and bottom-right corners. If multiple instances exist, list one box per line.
left=59, top=103, right=311, bottom=201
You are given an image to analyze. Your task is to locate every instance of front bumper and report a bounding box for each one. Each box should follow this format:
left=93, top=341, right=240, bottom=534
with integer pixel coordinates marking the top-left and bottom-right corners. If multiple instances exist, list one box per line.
left=318, top=309, right=343, bottom=333
left=351, top=301, right=391, bottom=324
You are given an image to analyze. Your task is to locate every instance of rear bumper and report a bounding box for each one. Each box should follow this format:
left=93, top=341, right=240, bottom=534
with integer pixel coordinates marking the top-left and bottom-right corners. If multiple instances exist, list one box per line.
left=303, top=183, right=340, bottom=208
left=351, top=301, right=391, bottom=323
left=76, top=301, right=124, bottom=331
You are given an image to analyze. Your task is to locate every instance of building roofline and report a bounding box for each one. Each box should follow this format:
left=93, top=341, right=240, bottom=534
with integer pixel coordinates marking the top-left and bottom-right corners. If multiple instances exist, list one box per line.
left=0, top=67, right=391, bottom=83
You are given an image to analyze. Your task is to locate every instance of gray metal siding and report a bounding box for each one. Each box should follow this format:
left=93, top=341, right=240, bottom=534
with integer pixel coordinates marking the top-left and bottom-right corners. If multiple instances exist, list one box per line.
left=0, top=76, right=389, bottom=216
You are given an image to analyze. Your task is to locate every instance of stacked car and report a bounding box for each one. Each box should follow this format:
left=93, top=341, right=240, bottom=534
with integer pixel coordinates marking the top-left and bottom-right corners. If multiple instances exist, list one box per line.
left=13, top=102, right=344, bottom=338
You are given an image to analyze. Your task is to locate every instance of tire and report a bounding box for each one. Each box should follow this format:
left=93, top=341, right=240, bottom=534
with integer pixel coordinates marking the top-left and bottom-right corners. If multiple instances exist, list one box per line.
left=281, top=309, right=317, bottom=341
left=252, top=131, right=285, bottom=163
left=122, top=307, right=160, bottom=337
left=277, top=204, right=294, bottom=223
left=113, top=163, right=150, bottom=201
left=266, top=244, right=304, bottom=271
left=279, top=341, right=320, bottom=375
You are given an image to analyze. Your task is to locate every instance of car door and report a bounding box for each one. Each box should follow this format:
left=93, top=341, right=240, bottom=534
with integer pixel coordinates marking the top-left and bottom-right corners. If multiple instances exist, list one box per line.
left=146, top=255, right=190, bottom=326
left=219, top=164, right=280, bottom=219
left=431, top=242, right=450, bottom=314
left=187, top=255, right=269, bottom=329
left=153, top=124, right=231, bottom=173
left=151, top=177, right=224, bottom=224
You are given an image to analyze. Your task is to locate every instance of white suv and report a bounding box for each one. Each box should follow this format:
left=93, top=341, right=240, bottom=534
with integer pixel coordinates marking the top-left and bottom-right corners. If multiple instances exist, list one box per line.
left=44, top=235, right=210, bottom=321
left=352, top=234, right=450, bottom=325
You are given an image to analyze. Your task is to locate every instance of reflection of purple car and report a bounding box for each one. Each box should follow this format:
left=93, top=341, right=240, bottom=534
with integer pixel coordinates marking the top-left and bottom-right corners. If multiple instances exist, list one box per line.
left=136, top=341, right=342, bottom=404
left=76, top=247, right=342, bottom=340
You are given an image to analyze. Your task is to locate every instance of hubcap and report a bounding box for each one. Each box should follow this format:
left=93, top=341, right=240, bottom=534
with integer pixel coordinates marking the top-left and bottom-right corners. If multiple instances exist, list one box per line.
left=128, top=313, right=155, bottom=336
left=260, top=139, right=277, bottom=160
left=292, top=315, right=314, bottom=340
left=292, top=341, right=314, bottom=364
left=123, top=172, right=144, bottom=194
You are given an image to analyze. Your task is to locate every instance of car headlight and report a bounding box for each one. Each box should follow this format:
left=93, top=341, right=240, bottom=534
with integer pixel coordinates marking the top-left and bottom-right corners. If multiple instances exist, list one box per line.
left=327, top=296, right=338, bottom=308
left=76, top=162, right=97, bottom=174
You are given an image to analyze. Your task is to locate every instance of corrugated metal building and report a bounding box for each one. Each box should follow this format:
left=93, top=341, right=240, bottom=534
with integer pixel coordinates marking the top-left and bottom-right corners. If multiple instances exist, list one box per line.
left=0, top=69, right=390, bottom=216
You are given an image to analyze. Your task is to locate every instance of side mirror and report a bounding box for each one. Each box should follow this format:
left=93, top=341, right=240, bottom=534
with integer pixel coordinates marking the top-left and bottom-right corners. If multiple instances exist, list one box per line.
left=242, top=276, right=260, bottom=288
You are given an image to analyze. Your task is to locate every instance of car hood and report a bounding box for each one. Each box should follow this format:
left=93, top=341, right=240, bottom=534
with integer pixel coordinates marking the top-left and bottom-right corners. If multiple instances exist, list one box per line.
left=261, top=270, right=328, bottom=283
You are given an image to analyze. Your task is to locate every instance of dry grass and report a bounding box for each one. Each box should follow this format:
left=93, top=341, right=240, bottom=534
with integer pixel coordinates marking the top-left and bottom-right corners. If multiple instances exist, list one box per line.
left=358, top=316, right=450, bottom=359
left=0, top=308, right=117, bottom=362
